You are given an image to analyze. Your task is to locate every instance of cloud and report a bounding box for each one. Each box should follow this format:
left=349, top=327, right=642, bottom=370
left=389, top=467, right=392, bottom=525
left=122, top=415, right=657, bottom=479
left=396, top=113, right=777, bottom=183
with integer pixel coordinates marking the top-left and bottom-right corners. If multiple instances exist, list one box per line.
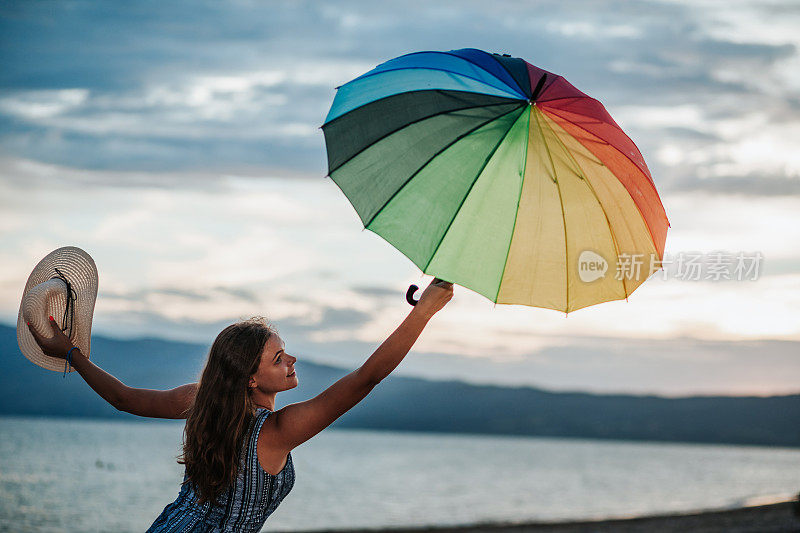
left=2, top=155, right=800, bottom=346
left=2, top=0, right=800, bottom=396
left=102, top=286, right=260, bottom=305
left=350, top=285, right=400, bottom=299
left=0, top=0, right=798, bottom=193
left=437, top=335, right=800, bottom=397
left=32, top=301, right=800, bottom=396
left=277, top=306, right=373, bottom=333
left=666, top=173, right=800, bottom=196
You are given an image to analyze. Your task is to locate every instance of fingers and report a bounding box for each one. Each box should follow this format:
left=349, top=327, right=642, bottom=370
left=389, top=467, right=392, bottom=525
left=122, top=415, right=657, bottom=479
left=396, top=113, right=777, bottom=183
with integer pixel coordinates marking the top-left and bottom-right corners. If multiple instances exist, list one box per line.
left=26, top=316, right=71, bottom=358
left=48, top=315, right=61, bottom=334
left=431, top=277, right=454, bottom=289
left=418, top=277, right=454, bottom=315
left=26, top=320, right=47, bottom=346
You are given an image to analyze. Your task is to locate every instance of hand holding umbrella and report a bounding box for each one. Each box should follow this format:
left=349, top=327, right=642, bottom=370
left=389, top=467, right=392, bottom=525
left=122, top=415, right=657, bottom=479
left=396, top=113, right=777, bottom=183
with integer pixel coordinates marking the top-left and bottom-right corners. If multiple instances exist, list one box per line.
left=407, top=277, right=453, bottom=308
left=410, top=277, right=454, bottom=315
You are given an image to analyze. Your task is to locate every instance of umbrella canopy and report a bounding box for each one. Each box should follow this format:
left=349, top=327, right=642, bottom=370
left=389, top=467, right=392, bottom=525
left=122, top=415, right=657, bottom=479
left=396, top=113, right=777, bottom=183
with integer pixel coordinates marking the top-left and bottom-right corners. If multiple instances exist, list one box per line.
left=322, top=48, right=669, bottom=313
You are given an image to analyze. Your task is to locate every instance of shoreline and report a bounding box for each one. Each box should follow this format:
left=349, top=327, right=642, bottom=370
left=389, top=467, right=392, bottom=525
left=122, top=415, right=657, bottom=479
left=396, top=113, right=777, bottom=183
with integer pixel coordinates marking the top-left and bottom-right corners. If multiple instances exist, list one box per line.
left=287, top=499, right=800, bottom=533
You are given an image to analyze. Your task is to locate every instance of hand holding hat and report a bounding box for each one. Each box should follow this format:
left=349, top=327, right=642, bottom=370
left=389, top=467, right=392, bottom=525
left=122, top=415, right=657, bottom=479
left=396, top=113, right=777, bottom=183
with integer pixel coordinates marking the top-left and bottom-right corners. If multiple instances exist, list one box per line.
left=27, top=316, right=76, bottom=359
left=17, top=246, right=98, bottom=372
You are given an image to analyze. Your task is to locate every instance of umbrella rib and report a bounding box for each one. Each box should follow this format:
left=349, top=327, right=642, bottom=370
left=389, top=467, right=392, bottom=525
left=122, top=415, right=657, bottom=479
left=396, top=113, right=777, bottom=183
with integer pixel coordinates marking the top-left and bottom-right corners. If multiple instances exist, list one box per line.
left=489, top=55, right=533, bottom=100
left=540, top=105, right=663, bottom=197
left=363, top=105, right=526, bottom=229
left=327, top=98, right=522, bottom=174
left=539, top=112, right=630, bottom=299
left=495, top=108, right=531, bottom=304
left=532, top=108, right=571, bottom=313
left=323, top=89, right=521, bottom=129
left=536, top=74, right=563, bottom=101
left=363, top=50, right=529, bottom=98
left=482, top=53, right=530, bottom=98
left=353, top=50, right=528, bottom=98
left=342, top=66, right=525, bottom=100
left=442, top=50, right=529, bottom=98
left=421, top=108, right=526, bottom=274
left=536, top=94, right=598, bottom=105
left=540, top=107, right=668, bottom=256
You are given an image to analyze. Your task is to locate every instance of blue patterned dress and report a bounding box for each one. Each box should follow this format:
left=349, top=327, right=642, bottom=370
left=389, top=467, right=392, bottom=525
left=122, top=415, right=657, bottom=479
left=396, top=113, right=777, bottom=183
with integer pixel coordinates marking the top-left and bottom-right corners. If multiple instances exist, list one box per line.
left=147, top=408, right=295, bottom=532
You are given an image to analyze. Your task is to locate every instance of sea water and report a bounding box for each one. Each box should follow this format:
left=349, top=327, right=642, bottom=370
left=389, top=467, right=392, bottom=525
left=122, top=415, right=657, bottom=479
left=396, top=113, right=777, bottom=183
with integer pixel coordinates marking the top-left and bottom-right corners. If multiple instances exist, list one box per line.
left=0, top=416, right=798, bottom=532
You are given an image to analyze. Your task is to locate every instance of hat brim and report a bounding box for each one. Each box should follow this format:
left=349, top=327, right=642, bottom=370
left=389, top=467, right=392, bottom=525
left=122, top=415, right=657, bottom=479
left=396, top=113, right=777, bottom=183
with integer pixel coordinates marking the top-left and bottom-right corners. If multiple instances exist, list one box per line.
left=17, top=247, right=98, bottom=372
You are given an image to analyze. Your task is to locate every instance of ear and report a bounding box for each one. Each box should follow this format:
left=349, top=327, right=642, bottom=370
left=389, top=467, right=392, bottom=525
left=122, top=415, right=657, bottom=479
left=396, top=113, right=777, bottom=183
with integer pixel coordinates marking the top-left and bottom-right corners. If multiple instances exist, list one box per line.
left=248, top=376, right=257, bottom=389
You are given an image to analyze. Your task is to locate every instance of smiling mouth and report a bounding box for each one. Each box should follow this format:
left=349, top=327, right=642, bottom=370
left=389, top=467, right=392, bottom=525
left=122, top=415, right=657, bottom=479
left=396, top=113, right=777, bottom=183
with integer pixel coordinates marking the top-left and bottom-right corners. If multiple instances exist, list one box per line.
left=287, top=371, right=296, bottom=377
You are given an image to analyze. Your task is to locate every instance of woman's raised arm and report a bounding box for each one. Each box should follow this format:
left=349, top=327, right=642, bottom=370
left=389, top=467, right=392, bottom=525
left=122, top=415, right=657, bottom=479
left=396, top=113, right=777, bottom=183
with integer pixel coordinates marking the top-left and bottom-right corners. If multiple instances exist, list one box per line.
left=27, top=317, right=197, bottom=419
left=269, top=279, right=453, bottom=451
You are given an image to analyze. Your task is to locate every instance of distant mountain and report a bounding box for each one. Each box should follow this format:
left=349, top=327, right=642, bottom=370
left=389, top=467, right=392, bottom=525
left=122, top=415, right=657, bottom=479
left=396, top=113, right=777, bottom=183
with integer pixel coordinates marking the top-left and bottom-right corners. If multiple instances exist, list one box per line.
left=1, top=324, right=798, bottom=447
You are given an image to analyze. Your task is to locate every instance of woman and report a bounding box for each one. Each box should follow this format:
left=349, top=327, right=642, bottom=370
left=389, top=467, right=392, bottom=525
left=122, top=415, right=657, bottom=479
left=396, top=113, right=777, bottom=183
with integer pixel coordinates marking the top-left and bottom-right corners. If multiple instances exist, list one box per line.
left=27, top=278, right=453, bottom=532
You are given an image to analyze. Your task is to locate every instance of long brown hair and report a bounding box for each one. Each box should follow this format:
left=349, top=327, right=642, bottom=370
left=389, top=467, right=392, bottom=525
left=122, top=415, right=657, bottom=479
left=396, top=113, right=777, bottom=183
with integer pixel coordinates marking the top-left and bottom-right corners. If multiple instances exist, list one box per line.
left=179, top=317, right=275, bottom=503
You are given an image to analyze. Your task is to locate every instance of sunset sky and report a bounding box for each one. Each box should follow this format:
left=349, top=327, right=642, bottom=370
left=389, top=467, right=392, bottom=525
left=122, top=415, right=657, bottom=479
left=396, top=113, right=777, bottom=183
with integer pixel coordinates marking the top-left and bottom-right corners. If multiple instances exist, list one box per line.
left=2, top=0, right=799, bottom=396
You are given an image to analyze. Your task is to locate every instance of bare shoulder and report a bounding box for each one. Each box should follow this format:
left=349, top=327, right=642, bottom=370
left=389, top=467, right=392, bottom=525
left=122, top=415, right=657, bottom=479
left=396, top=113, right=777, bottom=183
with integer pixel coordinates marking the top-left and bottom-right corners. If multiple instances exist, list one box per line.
left=256, top=410, right=291, bottom=475
left=256, top=368, right=377, bottom=451
left=258, top=409, right=281, bottom=436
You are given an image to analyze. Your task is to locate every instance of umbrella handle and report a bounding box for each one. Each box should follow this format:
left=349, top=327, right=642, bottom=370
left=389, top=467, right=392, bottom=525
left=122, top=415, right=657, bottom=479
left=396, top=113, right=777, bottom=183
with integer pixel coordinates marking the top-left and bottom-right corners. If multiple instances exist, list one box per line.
left=406, top=278, right=446, bottom=306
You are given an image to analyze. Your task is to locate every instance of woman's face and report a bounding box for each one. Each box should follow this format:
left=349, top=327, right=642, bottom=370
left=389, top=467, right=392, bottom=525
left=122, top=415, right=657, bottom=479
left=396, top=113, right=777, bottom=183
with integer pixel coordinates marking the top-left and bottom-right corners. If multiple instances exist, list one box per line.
left=249, top=333, right=298, bottom=393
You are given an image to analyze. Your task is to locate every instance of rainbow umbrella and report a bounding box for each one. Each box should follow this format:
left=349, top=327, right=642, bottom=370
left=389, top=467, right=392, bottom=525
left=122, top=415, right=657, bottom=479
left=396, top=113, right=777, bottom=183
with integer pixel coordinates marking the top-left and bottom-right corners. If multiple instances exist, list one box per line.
left=322, top=49, right=669, bottom=313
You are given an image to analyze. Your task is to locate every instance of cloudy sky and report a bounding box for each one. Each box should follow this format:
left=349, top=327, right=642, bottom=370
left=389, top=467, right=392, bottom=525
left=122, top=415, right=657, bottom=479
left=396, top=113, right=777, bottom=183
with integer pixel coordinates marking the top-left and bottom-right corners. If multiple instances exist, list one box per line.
left=2, top=0, right=799, bottom=397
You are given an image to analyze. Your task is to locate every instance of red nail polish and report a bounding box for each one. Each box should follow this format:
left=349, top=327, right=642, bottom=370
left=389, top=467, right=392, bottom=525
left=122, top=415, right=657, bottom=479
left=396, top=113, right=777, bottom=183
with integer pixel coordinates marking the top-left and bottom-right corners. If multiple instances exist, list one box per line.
left=49, top=316, right=54, bottom=321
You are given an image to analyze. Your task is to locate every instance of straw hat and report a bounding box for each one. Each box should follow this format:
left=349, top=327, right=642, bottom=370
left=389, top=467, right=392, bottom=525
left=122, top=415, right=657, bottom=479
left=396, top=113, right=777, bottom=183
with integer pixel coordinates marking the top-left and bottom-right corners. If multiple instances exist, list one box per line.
left=17, top=246, right=98, bottom=372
